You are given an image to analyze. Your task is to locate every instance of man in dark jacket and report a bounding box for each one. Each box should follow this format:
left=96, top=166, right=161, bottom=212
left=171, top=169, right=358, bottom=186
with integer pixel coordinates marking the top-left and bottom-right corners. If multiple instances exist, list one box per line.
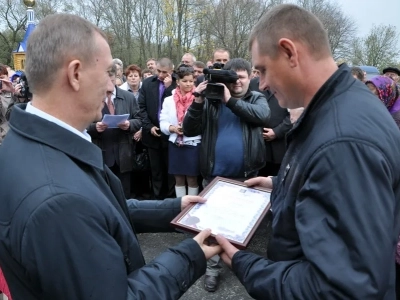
left=216, top=4, right=400, bottom=299
left=87, top=63, right=141, bottom=198
left=183, top=58, right=270, bottom=292
left=139, top=58, right=176, bottom=199
left=249, top=78, right=292, bottom=176
left=0, top=14, right=221, bottom=300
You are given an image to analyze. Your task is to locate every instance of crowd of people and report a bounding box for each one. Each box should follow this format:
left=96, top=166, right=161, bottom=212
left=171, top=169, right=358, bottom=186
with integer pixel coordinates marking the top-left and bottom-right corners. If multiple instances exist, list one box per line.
left=1, top=3, right=400, bottom=300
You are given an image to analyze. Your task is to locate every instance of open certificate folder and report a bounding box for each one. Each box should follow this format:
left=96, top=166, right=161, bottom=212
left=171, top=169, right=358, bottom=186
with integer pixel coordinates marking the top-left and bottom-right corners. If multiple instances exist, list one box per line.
left=171, top=177, right=271, bottom=249
left=101, top=114, right=129, bottom=128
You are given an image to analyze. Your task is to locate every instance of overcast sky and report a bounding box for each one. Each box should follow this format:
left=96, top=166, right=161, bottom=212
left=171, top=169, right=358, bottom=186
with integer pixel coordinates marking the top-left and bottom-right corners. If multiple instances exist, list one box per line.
left=334, top=0, right=400, bottom=48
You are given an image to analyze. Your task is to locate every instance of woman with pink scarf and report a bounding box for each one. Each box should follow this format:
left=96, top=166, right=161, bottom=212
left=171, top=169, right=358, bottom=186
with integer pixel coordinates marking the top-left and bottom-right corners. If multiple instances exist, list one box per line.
left=160, top=65, right=201, bottom=197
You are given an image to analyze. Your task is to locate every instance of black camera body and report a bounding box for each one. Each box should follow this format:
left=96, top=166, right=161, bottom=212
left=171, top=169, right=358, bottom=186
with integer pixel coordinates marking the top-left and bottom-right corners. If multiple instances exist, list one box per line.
left=203, top=63, right=238, bottom=101
left=19, top=72, right=32, bottom=100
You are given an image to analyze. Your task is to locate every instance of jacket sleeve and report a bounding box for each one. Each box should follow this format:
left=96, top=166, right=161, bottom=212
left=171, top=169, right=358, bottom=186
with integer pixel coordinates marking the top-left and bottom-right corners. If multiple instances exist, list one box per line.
left=138, top=82, right=155, bottom=132
left=159, top=96, right=173, bottom=135
left=226, top=94, right=270, bottom=127
left=127, top=198, right=181, bottom=233
left=128, top=96, right=142, bottom=134
left=22, top=194, right=206, bottom=300
left=232, top=140, right=396, bottom=299
left=182, top=101, right=204, bottom=137
left=272, top=114, right=292, bottom=139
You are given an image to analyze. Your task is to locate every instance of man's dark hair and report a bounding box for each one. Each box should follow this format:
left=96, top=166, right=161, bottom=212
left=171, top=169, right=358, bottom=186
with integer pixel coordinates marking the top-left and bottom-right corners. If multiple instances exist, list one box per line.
left=223, top=58, right=251, bottom=76
left=194, top=61, right=206, bottom=69
left=351, top=67, right=364, bottom=81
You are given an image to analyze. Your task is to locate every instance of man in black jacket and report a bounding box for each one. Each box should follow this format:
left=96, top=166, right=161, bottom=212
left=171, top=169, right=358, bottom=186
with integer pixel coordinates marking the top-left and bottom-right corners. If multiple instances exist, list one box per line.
left=0, top=14, right=221, bottom=300
left=249, top=78, right=292, bottom=176
left=216, top=4, right=400, bottom=299
left=139, top=58, right=176, bottom=199
left=183, top=58, right=270, bottom=292
left=87, top=63, right=141, bottom=198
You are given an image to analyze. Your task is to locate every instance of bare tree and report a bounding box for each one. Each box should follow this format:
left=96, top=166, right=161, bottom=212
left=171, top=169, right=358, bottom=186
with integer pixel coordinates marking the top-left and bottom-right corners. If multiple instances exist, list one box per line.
left=296, top=0, right=357, bottom=60
left=0, top=0, right=27, bottom=65
left=350, top=24, right=400, bottom=71
left=203, top=0, right=270, bottom=59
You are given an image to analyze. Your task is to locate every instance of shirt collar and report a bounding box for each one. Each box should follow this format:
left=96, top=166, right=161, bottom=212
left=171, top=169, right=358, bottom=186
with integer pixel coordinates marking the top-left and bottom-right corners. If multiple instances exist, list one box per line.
left=26, top=102, right=92, bottom=142
left=10, top=104, right=103, bottom=170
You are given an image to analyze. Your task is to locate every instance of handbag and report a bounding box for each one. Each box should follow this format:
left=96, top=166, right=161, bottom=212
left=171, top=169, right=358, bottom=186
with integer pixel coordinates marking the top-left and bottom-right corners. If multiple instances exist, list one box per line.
left=132, top=148, right=150, bottom=172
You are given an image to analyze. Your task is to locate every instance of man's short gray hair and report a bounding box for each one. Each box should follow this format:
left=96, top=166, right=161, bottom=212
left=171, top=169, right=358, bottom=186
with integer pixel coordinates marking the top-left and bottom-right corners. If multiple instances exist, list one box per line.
left=112, top=58, right=123, bottom=68
left=182, top=53, right=196, bottom=62
left=25, top=14, right=106, bottom=94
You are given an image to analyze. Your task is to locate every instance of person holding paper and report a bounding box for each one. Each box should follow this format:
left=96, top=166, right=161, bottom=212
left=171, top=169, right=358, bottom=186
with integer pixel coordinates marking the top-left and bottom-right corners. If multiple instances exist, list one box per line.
left=0, top=14, right=222, bottom=300
left=215, top=4, right=400, bottom=299
left=87, top=63, right=141, bottom=198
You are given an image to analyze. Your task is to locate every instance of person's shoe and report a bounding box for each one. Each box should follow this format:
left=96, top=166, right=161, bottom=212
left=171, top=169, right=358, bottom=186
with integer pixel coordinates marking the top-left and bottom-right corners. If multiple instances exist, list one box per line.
left=204, top=275, right=219, bottom=292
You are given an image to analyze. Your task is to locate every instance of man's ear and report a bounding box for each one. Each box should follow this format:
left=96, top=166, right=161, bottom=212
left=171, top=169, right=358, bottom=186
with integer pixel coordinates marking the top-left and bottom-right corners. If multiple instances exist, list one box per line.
left=67, top=60, right=82, bottom=92
left=278, top=38, right=299, bottom=68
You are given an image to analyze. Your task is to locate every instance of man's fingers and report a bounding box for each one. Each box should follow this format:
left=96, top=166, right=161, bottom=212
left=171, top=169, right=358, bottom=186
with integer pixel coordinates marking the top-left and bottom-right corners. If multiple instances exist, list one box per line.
left=215, top=234, right=232, bottom=250
left=244, top=177, right=264, bottom=187
left=193, top=228, right=212, bottom=244
left=204, top=244, right=222, bottom=259
left=186, top=195, right=206, bottom=204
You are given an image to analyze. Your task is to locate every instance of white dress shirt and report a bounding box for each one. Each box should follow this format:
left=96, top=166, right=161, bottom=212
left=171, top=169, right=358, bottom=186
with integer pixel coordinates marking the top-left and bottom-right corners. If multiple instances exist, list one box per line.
left=26, top=102, right=92, bottom=142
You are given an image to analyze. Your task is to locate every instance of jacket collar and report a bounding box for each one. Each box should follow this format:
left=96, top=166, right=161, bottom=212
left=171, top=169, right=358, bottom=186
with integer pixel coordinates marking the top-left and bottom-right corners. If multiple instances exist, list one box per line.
left=290, top=64, right=353, bottom=133
left=9, top=104, right=104, bottom=170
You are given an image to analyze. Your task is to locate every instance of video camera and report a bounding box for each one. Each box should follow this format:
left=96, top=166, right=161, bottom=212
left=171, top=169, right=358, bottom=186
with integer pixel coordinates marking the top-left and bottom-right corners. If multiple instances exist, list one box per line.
left=203, top=63, right=238, bottom=101
left=19, top=72, right=32, bottom=101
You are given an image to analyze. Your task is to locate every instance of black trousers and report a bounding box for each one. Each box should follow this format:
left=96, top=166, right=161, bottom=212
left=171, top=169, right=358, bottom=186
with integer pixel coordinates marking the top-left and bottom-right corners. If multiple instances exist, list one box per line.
left=109, top=164, right=131, bottom=199
left=148, top=147, right=175, bottom=199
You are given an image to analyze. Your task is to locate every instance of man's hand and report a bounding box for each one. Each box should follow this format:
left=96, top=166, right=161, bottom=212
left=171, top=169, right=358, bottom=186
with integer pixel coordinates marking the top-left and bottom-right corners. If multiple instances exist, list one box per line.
left=96, top=122, right=108, bottom=133
left=0, top=79, right=14, bottom=94
left=193, top=229, right=222, bottom=260
left=215, top=234, right=239, bottom=268
left=118, top=120, right=130, bottom=131
left=151, top=126, right=161, bottom=137
left=14, top=83, right=22, bottom=97
left=133, top=129, right=142, bottom=141
left=245, top=176, right=273, bottom=190
left=164, top=74, right=172, bottom=89
left=193, top=80, right=208, bottom=103
left=181, top=195, right=206, bottom=210
left=221, top=83, right=231, bottom=104
left=263, top=128, right=276, bottom=141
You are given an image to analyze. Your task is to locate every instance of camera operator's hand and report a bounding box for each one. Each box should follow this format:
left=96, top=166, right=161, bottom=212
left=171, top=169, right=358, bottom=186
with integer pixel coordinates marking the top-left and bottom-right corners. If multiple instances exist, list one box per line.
left=163, top=74, right=172, bottom=89
left=221, top=83, right=231, bottom=104
left=193, top=81, right=207, bottom=103
left=14, top=83, right=23, bottom=97
left=96, top=122, right=108, bottom=133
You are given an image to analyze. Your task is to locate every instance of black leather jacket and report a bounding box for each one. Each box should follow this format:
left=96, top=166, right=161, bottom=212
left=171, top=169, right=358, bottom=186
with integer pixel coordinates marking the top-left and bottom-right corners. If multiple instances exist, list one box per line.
left=183, top=90, right=270, bottom=178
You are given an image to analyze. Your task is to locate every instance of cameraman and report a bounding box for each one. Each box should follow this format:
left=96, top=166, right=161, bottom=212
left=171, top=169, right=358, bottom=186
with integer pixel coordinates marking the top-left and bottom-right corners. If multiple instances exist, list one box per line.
left=183, top=58, right=270, bottom=292
left=5, top=74, right=31, bottom=121
left=1, top=64, right=18, bottom=144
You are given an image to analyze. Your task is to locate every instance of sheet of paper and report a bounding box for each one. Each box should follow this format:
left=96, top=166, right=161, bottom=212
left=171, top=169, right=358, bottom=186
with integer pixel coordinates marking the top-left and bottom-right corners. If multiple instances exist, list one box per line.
left=101, top=114, right=129, bottom=128
left=178, top=181, right=270, bottom=243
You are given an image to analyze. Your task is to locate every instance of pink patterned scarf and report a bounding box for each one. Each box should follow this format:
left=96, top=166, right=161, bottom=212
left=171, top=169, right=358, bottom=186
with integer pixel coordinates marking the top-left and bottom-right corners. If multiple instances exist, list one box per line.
left=174, top=86, right=195, bottom=124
